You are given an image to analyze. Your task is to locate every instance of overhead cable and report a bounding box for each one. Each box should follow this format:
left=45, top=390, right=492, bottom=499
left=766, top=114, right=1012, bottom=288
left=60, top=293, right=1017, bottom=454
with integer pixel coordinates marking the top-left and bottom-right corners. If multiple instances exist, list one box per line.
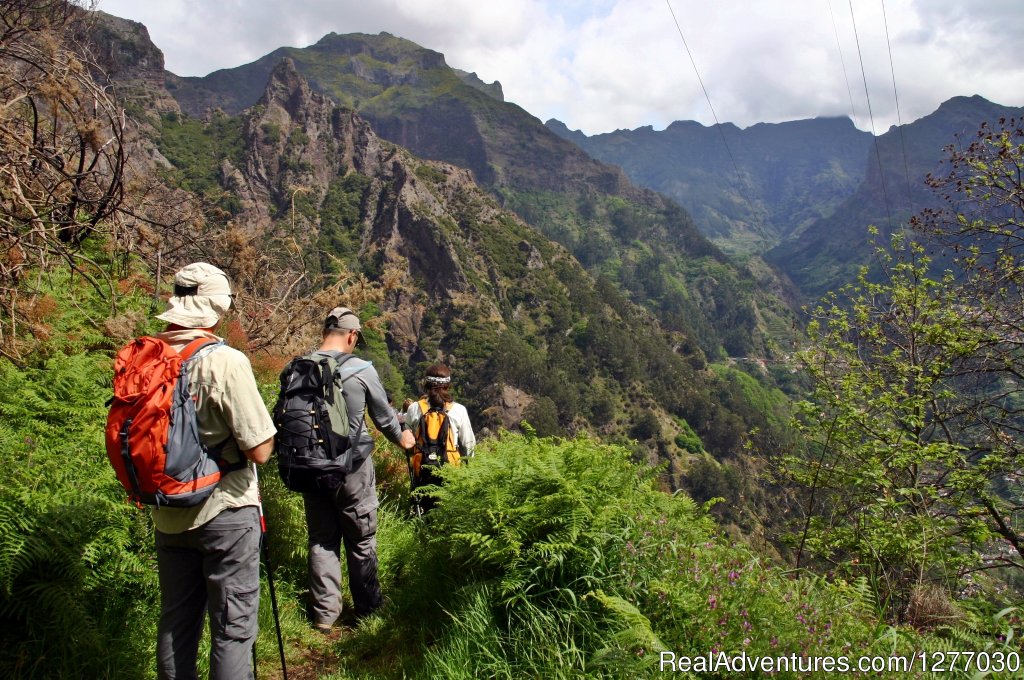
left=848, top=0, right=893, bottom=230
left=880, top=0, right=915, bottom=214
left=664, top=0, right=763, bottom=231
left=826, top=0, right=860, bottom=126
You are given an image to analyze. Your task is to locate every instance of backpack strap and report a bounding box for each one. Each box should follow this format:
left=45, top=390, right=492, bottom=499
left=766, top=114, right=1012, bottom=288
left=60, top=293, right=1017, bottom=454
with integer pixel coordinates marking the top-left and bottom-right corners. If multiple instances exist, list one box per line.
left=318, top=356, right=335, bottom=404
left=319, top=353, right=365, bottom=439
left=213, top=444, right=246, bottom=473
left=176, top=337, right=240, bottom=472
left=319, top=351, right=362, bottom=382
left=311, top=351, right=366, bottom=451
left=179, top=337, right=223, bottom=362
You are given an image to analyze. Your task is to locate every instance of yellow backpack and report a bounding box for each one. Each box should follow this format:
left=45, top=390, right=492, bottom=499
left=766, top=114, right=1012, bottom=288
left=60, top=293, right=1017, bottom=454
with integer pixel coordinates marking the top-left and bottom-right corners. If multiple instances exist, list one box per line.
left=409, top=398, right=460, bottom=483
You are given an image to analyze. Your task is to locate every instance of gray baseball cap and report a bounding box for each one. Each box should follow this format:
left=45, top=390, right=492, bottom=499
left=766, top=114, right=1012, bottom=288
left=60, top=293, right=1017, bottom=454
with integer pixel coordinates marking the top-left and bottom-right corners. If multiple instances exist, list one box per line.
left=324, top=306, right=364, bottom=345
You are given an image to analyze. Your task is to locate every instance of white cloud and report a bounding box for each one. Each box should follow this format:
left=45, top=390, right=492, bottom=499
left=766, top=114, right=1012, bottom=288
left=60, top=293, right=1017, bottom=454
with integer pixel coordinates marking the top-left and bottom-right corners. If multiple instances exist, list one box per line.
left=97, top=0, right=1024, bottom=135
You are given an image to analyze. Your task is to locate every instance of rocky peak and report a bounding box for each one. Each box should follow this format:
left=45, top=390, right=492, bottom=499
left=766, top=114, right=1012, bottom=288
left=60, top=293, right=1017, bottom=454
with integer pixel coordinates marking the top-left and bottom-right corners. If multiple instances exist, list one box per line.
left=258, top=58, right=331, bottom=123
left=239, top=58, right=382, bottom=208
left=235, top=58, right=482, bottom=301
left=454, top=69, right=504, bottom=102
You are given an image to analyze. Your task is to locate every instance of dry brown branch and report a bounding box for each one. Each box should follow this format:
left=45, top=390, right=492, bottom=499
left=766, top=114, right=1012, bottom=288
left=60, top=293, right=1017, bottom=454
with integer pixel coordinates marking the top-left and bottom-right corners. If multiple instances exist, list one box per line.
left=0, top=0, right=125, bottom=351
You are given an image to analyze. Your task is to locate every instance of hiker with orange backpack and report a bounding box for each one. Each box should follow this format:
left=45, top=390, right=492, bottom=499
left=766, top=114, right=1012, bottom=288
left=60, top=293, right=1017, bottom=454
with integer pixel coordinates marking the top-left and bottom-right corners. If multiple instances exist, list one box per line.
left=404, top=363, right=476, bottom=514
left=108, top=263, right=275, bottom=680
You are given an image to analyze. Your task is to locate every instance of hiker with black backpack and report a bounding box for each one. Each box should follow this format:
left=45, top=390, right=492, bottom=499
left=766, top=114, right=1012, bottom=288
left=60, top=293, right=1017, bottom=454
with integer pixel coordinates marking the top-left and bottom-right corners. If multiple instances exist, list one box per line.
left=107, top=263, right=276, bottom=680
left=405, top=363, right=476, bottom=514
left=275, top=306, right=414, bottom=631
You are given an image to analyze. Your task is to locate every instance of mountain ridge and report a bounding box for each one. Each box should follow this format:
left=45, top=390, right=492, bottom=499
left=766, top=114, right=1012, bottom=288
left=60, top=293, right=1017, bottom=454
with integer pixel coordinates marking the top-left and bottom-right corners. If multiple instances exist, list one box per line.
left=147, top=24, right=794, bottom=363
left=547, top=112, right=872, bottom=256
left=764, top=93, right=1024, bottom=299
left=547, top=93, right=1024, bottom=301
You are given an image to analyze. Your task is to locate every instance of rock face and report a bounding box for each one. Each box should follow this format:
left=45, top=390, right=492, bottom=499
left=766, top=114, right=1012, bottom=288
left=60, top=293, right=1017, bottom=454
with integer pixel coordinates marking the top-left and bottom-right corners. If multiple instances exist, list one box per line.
left=231, top=59, right=472, bottom=300
left=88, top=12, right=180, bottom=113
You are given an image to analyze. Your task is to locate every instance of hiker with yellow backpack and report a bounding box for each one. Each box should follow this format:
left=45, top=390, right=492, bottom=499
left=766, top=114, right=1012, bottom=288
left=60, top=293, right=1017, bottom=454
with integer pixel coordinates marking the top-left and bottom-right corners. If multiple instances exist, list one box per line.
left=404, top=363, right=476, bottom=514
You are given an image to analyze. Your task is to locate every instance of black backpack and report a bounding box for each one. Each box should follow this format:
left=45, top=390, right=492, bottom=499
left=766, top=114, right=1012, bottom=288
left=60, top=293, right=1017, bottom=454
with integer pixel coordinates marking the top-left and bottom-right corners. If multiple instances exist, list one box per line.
left=273, top=352, right=361, bottom=492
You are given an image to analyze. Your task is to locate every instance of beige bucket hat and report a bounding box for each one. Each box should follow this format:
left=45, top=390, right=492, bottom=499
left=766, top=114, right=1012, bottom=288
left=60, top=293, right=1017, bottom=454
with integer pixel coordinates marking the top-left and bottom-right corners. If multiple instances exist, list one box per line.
left=157, top=262, right=233, bottom=329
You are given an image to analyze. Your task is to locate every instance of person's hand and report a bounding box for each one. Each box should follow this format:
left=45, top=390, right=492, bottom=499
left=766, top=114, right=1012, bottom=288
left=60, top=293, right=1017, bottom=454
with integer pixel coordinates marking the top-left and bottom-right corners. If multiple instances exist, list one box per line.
left=399, top=429, right=415, bottom=450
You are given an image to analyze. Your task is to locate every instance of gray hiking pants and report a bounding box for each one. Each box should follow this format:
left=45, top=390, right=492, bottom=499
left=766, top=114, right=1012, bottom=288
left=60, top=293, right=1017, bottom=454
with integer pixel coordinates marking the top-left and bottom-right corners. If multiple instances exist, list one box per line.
left=303, top=455, right=382, bottom=625
left=155, top=506, right=261, bottom=680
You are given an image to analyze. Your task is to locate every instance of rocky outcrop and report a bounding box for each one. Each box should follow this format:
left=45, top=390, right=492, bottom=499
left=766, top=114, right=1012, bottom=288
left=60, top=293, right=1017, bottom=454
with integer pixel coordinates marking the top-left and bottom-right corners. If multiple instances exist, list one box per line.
left=232, top=59, right=506, bottom=346
left=88, top=12, right=180, bottom=114
left=454, top=69, right=504, bottom=101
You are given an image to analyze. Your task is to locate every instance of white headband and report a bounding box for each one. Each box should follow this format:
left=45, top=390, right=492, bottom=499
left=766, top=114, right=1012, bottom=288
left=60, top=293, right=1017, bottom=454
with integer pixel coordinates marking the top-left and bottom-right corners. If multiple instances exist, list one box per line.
left=425, top=375, right=451, bottom=385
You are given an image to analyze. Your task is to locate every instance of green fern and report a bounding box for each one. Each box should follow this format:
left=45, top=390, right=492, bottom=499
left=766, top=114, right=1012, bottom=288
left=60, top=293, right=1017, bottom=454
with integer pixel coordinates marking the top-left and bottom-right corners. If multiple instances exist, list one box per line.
left=587, top=589, right=668, bottom=672
left=0, top=349, right=159, bottom=678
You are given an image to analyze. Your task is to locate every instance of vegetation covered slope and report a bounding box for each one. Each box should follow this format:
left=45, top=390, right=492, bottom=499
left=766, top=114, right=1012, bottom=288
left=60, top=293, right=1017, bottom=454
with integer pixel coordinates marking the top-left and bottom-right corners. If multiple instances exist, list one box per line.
left=547, top=116, right=870, bottom=257
left=159, top=29, right=797, bottom=362
left=765, top=95, right=1024, bottom=300
left=549, top=96, right=1024, bottom=306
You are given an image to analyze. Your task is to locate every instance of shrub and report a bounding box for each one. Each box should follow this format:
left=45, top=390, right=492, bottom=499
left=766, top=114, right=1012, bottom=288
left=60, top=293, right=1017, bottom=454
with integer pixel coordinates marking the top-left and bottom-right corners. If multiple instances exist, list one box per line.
left=673, top=417, right=703, bottom=453
left=369, top=433, right=922, bottom=678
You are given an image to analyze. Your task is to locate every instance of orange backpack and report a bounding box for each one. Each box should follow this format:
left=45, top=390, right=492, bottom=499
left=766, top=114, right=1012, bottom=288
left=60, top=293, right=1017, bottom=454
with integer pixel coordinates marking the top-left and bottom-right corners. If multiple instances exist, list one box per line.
left=105, top=336, right=237, bottom=507
left=409, top=398, right=460, bottom=485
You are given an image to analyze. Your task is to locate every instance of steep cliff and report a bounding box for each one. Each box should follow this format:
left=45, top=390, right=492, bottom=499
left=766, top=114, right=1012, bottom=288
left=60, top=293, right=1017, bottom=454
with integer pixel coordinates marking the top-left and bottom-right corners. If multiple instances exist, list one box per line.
left=88, top=12, right=180, bottom=114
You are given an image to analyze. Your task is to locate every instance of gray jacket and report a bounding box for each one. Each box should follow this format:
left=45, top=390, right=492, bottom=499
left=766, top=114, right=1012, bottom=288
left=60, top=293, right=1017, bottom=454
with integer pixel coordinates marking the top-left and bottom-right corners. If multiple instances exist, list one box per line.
left=312, top=351, right=404, bottom=465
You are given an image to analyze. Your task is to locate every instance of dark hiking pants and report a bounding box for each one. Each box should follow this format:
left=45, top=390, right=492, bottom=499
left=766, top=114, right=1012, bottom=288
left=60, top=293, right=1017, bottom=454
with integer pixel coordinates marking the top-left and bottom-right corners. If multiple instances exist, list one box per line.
left=410, top=465, right=443, bottom=514
left=303, top=455, right=382, bottom=626
left=155, top=506, right=261, bottom=680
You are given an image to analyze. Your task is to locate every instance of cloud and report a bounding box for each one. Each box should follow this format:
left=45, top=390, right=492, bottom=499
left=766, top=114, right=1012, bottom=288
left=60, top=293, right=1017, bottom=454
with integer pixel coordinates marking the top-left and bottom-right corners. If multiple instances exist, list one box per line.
left=98, top=0, right=1024, bottom=135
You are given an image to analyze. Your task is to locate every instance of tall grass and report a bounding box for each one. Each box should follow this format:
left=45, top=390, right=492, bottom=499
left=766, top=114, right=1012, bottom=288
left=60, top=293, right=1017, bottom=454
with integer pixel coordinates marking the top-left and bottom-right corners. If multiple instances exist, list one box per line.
left=1, top=268, right=1018, bottom=679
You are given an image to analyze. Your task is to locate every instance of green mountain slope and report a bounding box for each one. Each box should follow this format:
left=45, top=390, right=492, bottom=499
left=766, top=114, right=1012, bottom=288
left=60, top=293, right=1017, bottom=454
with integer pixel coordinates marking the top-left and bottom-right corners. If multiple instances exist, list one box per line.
left=87, top=27, right=794, bottom=511
left=765, top=95, right=1024, bottom=300
left=547, top=116, right=871, bottom=256
left=161, top=30, right=798, bottom=362
left=547, top=96, right=1024, bottom=304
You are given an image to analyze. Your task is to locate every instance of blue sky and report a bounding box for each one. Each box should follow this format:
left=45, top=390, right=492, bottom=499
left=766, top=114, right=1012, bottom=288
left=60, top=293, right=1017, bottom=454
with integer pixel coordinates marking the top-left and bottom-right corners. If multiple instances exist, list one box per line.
left=98, top=0, right=1024, bottom=135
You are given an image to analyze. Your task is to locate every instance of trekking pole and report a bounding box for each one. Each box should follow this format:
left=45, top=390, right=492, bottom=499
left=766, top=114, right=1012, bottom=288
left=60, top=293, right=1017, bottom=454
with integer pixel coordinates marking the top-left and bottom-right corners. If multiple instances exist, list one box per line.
left=252, top=462, right=289, bottom=680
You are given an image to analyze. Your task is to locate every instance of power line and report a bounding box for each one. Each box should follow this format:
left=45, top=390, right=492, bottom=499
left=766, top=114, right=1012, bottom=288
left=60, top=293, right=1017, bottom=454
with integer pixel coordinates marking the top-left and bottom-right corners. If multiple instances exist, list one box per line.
left=663, top=2, right=722, bottom=130
left=848, top=0, right=893, bottom=230
left=880, top=0, right=915, bottom=214
left=825, top=0, right=859, bottom=127
left=664, top=0, right=763, bottom=231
